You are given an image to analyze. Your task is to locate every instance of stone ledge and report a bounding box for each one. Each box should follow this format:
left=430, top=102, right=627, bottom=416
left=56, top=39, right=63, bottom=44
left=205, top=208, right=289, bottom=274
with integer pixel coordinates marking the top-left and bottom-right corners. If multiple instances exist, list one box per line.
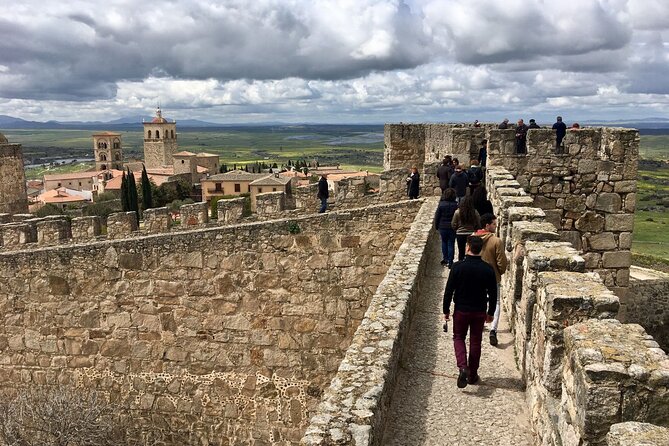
left=607, top=422, right=669, bottom=446
left=300, top=198, right=437, bottom=446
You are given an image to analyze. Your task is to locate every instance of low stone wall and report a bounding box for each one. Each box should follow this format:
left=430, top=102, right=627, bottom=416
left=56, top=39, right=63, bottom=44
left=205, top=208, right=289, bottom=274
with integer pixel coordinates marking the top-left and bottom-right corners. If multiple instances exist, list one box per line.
left=180, top=202, right=209, bottom=227
left=624, top=266, right=669, bottom=351
left=301, top=198, right=437, bottom=445
left=107, top=211, right=138, bottom=239
left=217, top=197, right=247, bottom=225
left=143, top=207, right=171, bottom=233
left=486, top=165, right=669, bottom=446
left=71, top=216, right=102, bottom=241
left=294, top=184, right=320, bottom=213
left=0, top=200, right=422, bottom=445
left=36, top=217, right=71, bottom=245
left=255, top=191, right=285, bottom=217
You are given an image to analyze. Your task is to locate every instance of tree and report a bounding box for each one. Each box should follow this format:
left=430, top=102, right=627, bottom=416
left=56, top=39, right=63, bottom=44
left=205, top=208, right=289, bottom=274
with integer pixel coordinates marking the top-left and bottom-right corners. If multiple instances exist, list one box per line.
left=120, top=171, right=129, bottom=211
left=141, top=165, right=153, bottom=210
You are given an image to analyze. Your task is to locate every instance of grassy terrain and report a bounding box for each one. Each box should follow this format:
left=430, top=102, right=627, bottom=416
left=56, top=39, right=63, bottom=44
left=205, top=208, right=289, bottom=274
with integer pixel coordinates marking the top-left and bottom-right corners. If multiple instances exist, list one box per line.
left=638, top=135, right=669, bottom=160
left=25, top=162, right=94, bottom=180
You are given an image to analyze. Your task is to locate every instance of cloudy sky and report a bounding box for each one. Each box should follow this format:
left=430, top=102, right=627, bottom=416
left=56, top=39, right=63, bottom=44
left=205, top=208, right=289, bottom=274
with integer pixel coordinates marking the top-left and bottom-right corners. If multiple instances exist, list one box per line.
left=1, top=0, right=668, bottom=124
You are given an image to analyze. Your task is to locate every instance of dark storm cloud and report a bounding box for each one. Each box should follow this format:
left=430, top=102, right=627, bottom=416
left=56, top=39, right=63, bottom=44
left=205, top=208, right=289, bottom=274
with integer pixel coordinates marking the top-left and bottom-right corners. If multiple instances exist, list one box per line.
left=0, top=0, right=432, bottom=101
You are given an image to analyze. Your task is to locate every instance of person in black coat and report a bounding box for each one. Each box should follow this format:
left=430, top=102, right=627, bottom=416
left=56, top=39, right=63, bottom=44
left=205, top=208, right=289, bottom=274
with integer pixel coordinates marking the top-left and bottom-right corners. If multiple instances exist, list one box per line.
left=449, top=165, right=469, bottom=203
left=437, top=156, right=453, bottom=193
left=552, top=116, right=567, bottom=153
left=434, top=188, right=459, bottom=267
left=515, top=119, right=529, bottom=154
left=407, top=166, right=420, bottom=199
left=317, top=174, right=329, bottom=213
left=471, top=186, right=494, bottom=217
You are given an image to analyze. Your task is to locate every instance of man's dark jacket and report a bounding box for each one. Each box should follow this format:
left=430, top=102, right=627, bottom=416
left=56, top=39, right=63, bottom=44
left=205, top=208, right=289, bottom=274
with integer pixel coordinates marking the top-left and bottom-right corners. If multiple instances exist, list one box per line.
left=552, top=121, right=567, bottom=137
left=443, top=255, right=497, bottom=316
left=317, top=177, right=329, bottom=199
left=449, top=171, right=469, bottom=197
left=437, top=164, right=452, bottom=190
left=434, top=199, right=458, bottom=230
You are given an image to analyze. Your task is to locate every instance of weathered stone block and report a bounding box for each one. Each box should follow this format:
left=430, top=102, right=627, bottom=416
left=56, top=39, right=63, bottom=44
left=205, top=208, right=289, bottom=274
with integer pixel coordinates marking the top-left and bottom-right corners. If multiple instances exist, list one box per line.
left=217, top=197, right=247, bottom=224
left=36, top=218, right=71, bottom=245
left=607, top=422, right=669, bottom=446
left=595, top=193, right=622, bottom=213
left=602, top=251, right=632, bottom=268
left=180, top=202, right=209, bottom=226
left=588, top=232, right=617, bottom=251
left=613, top=181, right=636, bottom=194
left=143, top=207, right=171, bottom=233
left=605, top=214, right=634, bottom=232
left=71, top=216, right=102, bottom=240
left=107, top=212, right=138, bottom=239
left=575, top=211, right=605, bottom=233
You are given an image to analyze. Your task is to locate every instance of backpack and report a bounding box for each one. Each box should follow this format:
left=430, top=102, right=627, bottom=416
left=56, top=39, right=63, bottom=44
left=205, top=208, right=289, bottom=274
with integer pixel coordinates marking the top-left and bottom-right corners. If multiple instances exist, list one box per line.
left=468, top=166, right=482, bottom=184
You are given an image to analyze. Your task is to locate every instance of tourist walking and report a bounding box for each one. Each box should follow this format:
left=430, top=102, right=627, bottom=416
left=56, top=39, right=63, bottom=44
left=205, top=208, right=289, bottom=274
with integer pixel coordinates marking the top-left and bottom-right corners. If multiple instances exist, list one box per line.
left=473, top=213, right=508, bottom=347
left=478, top=140, right=487, bottom=168
left=437, top=156, right=454, bottom=193
left=470, top=186, right=493, bottom=217
left=317, top=173, right=329, bottom=213
left=552, top=116, right=567, bottom=153
left=467, top=159, right=484, bottom=194
left=498, top=118, right=509, bottom=129
left=443, top=235, right=497, bottom=387
left=407, top=166, right=420, bottom=199
left=449, top=164, right=469, bottom=203
left=434, top=188, right=458, bottom=267
left=515, top=119, right=529, bottom=154
left=451, top=196, right=481, bottom=262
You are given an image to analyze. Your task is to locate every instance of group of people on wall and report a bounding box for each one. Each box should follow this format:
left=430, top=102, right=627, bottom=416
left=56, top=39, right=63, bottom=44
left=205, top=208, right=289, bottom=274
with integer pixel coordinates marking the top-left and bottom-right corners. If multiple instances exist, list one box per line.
left=498, top=116, right=579, bottom=154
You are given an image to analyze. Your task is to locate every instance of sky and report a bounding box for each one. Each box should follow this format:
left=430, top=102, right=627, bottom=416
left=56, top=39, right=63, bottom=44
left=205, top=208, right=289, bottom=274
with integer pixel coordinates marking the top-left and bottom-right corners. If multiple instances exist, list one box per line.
left=0, top=0, right=668, bottom=124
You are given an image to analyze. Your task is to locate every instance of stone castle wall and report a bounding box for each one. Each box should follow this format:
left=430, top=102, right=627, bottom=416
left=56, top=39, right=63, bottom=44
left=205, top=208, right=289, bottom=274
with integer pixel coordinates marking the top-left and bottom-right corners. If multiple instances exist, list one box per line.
left=0, top=141, right=29, bottom=214
left=0, top=200, right=422, bottom=445
left=485, top=166, right=669, bottom=446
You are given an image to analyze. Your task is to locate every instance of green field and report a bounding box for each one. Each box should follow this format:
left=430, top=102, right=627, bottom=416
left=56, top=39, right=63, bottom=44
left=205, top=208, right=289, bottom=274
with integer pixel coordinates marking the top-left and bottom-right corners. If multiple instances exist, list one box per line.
left=7, top=126, right=668, bottom=263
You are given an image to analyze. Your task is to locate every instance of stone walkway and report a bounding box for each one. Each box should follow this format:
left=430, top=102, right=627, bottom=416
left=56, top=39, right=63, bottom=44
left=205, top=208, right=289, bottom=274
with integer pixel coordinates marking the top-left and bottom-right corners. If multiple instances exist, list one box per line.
left=382, top=242, right=534, bottom=445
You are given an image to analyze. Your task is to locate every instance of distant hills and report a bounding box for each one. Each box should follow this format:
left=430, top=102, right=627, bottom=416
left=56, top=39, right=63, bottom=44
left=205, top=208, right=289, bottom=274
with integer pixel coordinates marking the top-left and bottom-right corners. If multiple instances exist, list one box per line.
left=1, top=114, right=668, bottom=131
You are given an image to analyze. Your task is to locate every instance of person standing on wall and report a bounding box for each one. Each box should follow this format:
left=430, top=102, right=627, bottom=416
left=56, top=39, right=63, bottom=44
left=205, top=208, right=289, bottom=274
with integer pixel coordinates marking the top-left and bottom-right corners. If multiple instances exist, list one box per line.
left=473, top=213, right=508, bottom=347
left=317, top=173, right=329, bottom=213
left=449, top=164, right=469, bottom=203
left=407, top=166, right=420, bottom=199
left=434, top=188, right=458, bottom=268
left=478, top=140, right=487, bottom=169
left=552, top=116, right=567, bottom=154
left=437, top=156, right=454, bottom=194
left=451, top=196, right=481, bottom=262
left=528, top=119, right=540, bottom=129
left=515, top=119, right=529, bottom=154
left=443, top=235, right=497, bottom=388
left=498, top=118, right=509, bottom=129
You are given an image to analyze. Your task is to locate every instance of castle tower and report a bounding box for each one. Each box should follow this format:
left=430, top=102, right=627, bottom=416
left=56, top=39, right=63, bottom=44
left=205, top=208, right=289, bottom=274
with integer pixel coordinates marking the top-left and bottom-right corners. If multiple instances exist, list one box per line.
left=143, top=107, right=178, bottom=168
left=0, top=133, right=28, bottom=214
left=93, top=132, right=123, bottom=171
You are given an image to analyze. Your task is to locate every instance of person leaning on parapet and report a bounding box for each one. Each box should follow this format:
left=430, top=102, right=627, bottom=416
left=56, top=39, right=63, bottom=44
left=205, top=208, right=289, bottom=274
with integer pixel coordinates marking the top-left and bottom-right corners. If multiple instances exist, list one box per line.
left=515, top=119, right=529, bottom=154
left=437, top=156, right=454, bottom=194
left=498, top=118, right=510, bottom=129
left=443, top=235, right=497, bottom=388
left=407, top=165, right=420, bottom=199
left=473, top=213, right=508, bottom=347
left=434, top=188, right=459, bottom=268
left=449, top=164, right=469, bottom=203
left=528, top=119, right=540, bottom=129
left=317, top=173, right=329, bottom=213
left=552, top=116, right=567, bottom=153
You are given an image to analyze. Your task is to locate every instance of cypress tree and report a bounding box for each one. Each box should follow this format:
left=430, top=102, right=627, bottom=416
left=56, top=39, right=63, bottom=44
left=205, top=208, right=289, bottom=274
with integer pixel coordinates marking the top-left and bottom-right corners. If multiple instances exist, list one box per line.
left=127, top=168, right=139, bottom=223
left=120, top=171, right=129, bottom=211
left=141, top=165, right=153, bottom=210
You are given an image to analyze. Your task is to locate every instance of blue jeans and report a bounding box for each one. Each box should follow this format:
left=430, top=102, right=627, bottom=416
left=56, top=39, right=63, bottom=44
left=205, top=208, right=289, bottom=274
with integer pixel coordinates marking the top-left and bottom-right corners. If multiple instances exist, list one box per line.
left=319, top=197, right=327, bottom=213
left=439, top=228, right=456, bottom=264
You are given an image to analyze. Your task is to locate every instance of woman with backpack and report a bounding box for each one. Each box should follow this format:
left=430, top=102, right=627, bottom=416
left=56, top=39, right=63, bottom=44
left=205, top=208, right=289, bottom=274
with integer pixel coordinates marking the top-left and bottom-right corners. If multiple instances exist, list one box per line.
left=451, top=196, right=481, bottom=262
left=434, top=188, right=459, bottom=267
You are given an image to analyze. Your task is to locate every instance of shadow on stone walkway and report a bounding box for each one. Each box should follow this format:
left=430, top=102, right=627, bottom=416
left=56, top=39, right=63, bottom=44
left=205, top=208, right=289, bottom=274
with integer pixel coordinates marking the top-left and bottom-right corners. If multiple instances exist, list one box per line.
left=381, top=240, right=534, bottom=445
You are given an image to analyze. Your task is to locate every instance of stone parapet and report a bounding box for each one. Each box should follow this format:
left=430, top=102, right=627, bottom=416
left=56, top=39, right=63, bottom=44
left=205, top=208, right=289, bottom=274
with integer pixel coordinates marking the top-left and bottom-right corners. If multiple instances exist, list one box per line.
left=0, top=222, right=37, bottom=249
left=143, top=207, right=171, bottom=233
left=383, top=124, right=426, bottom=171
left=0, top=214, right=11, bottom=224
left=294, top=184, right=320, bottom=212
left=561, top=319, right=669, bottom=445
left=36, top=217, right=71, bottom=245
left=624, top=266, right=669, bottom=351
left=300, top=198, right=437, bottom=446
left=71, top=216, right=102, bottom=241
left=179, top=202, right=208, bottom=227
left=11, top=214, right=34, bottom=222
left=255, top=191, right=285, bottom=217
left=106, top=211, right=139, bottom=239
left=607, top=422, right=669, bottom=446
left=379, top=168, right=411, bottom=202
left=217, top=197, right=248, bottom=225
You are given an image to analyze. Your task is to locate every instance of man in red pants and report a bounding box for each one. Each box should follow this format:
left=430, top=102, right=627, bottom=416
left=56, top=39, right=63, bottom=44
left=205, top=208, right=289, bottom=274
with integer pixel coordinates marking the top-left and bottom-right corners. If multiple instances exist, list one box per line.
left=443, top=235, right=497, bottom=388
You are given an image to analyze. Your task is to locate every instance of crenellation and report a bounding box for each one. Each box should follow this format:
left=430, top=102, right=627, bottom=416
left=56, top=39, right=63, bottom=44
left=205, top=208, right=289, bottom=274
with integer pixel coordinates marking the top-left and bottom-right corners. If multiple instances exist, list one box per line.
left=71, top=216, right=103, bottom=240
left=255, top=191, right=286, bottom=217
left=143, top=207, right=171, bottom=233
left=180, top=202, right=209, bottom=227
left=107, top=212, right=139, bottom=239
left=36, top=217, right=71, bottom=245
left=217, top=197, right=247, bottom=225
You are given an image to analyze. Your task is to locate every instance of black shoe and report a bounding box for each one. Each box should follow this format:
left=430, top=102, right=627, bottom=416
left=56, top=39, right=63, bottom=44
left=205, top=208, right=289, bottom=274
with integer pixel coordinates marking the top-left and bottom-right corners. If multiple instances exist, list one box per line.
left=440, top=260, right=447, bottom=266
left=457, top=368, right=468, bottom=388
left=467, top=373, right=480, bottom=385
left=489, top=330, right=498, bottom=346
